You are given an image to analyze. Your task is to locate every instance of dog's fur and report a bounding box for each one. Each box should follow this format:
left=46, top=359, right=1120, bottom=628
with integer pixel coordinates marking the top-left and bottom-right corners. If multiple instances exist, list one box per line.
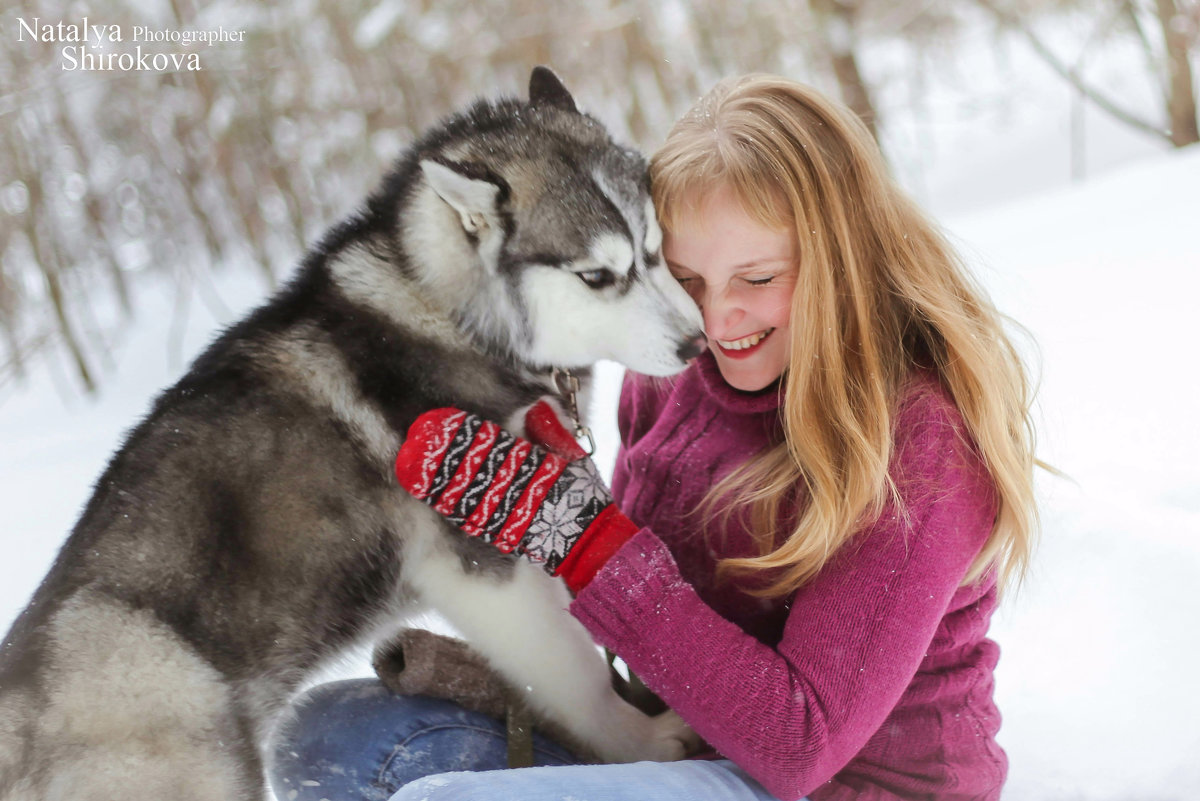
left=0, top=68, right=705, bottom=801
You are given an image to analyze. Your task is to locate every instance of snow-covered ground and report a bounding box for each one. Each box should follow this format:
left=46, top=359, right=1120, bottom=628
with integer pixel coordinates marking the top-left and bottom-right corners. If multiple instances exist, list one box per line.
left=954, top=146, right=1200, bottom=799
left=3, top=68, right=1198, bottom=801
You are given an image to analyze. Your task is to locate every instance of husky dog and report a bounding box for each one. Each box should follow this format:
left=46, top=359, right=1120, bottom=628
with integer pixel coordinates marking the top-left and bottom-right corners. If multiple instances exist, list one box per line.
left=0, top=67, right=705, bottom=801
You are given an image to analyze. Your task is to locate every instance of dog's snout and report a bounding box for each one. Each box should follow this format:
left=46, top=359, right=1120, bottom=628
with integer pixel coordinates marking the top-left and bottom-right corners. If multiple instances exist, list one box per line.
left=677, top=333, right=708, bottom=362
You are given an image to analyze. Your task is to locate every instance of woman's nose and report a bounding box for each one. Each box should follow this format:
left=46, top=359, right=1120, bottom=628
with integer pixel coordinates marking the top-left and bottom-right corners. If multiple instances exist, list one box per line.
left=701, top=290, right=743, bottom=336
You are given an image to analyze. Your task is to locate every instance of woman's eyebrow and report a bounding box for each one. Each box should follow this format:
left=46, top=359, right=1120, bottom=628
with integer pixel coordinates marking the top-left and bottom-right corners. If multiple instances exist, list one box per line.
left=667, top=257, right=792, bottom=273
left=731, top=257, right=793, bottom=272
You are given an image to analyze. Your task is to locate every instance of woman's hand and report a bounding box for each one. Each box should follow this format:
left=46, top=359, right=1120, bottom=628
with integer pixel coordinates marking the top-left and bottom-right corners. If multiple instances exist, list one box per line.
left=395, top=401, right=638, bottom=594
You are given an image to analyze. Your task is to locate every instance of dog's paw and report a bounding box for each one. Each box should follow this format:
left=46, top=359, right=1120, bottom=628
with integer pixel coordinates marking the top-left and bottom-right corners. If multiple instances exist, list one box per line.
left=553, top=685, right=702, bottom=764
left=595, top=707, right=699, bottom=763
left=643, top=708, right=702, bottom=761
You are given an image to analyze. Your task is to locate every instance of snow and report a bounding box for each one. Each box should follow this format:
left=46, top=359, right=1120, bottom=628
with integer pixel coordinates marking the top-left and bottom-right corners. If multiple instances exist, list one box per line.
left=952, top=146, right=1200, bottom=799
left=3, top=86, right=1199, bottom=801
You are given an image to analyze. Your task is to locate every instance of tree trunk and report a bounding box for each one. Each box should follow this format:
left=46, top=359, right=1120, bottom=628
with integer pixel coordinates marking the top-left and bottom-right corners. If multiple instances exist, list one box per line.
left=810, top=0, right=881, bottom=144
left=1156, top=0, right=1200, bottom=146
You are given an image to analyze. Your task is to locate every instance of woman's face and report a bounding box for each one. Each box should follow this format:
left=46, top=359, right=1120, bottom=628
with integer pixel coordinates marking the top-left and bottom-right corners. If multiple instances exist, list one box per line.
left=663, top=186, right=797, bottom=392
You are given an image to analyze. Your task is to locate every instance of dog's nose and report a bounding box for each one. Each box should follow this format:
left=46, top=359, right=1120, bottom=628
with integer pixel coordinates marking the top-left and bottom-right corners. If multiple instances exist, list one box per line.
left=676, top=333, right=708, bottom=362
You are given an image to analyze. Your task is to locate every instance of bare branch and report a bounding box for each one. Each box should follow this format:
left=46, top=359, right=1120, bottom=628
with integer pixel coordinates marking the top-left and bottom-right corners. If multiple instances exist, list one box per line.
left=974, top=0, right=1173, bottom=143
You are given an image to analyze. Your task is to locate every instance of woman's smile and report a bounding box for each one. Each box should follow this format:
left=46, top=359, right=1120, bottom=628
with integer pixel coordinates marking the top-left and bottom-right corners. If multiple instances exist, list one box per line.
left=715, top=327, right=776, bottom=357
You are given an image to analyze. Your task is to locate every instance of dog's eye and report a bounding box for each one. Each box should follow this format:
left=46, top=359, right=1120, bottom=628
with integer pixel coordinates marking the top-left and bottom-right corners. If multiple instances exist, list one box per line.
left=577, top=269, right=616, bottom=289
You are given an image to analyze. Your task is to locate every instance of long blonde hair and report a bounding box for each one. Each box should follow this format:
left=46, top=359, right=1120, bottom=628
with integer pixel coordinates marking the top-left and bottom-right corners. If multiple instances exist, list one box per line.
left=650, top=75, right=1039, bottom=597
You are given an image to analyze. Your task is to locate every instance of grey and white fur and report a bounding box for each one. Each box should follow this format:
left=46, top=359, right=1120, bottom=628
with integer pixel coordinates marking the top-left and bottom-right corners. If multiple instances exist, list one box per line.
left=0, top=67, right=705, bottom=801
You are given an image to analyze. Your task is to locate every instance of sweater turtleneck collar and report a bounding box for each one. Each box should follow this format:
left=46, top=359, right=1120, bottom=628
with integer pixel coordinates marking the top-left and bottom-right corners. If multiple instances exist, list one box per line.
left=693, top=349, right=784, bottom=415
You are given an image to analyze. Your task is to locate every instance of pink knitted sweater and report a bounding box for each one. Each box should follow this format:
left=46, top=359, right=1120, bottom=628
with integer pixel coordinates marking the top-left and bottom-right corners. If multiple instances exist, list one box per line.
left=570, top=352, right=1007, bottom=800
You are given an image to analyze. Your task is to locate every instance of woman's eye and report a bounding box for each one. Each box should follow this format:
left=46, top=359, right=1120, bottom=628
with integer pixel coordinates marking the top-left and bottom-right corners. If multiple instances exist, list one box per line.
left=745, top=276, right=775, bottom=286
left=577, top=269, right=615, bottom=289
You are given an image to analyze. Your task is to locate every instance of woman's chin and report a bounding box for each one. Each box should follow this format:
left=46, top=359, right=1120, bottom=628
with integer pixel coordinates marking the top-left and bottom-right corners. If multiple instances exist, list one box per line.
left=713, top=358, right=783, bottom=393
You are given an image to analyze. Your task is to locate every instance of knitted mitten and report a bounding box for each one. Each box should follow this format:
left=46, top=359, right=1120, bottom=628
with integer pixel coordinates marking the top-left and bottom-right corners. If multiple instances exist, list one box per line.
left=394, top=402, right=638, bottom=594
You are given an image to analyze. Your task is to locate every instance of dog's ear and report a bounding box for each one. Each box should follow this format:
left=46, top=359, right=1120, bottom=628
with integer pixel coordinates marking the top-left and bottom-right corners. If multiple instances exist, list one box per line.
left=419, top=159, right=505, bottom=237
left=529, top=66, right=577, bottom=113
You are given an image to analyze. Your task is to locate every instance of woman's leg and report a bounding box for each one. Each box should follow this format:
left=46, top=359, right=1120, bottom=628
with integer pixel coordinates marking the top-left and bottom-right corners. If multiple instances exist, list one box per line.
left=387, top=759, right=793, bottom=801
left=269, top=678, right=583, bottom=801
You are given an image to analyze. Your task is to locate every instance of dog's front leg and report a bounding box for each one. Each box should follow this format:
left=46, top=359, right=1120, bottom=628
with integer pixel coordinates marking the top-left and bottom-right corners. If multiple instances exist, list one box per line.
left=402, top=524, right=694, bottom=764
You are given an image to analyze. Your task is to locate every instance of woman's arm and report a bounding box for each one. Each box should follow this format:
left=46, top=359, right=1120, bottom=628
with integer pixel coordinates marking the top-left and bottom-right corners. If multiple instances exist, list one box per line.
left=571, top=390, right=998, bottom=800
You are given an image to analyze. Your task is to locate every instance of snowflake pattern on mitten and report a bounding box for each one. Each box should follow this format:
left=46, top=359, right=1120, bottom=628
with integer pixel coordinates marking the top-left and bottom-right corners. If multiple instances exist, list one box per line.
left=520, top=459, right=611, bottom=570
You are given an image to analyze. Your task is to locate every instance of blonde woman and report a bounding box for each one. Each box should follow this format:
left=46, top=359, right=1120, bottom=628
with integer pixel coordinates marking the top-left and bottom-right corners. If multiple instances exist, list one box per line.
left=272, top=75, right=1039, bottom=801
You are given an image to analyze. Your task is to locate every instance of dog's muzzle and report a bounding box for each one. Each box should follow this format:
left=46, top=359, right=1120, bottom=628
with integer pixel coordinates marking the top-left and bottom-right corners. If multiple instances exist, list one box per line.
left=676, top=333, right=708, bottom=362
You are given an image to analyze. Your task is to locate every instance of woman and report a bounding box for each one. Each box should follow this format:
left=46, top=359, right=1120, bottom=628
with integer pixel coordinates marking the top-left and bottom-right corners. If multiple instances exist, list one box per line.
left=271, top=74, right=1039, bottom=801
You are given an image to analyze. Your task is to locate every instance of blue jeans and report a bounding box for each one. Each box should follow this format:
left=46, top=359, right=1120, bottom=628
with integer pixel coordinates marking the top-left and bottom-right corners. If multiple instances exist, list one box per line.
left=269, top=678, right=794, bottom=801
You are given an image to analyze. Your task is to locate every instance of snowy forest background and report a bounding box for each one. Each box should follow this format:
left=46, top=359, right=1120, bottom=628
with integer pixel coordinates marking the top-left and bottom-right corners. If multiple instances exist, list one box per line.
left=2, top=1, right=1199, bottom=799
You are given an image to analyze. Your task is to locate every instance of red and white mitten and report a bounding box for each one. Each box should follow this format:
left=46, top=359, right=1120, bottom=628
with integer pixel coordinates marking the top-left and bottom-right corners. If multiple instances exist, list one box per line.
left=395, top=401, right=638, bottom=594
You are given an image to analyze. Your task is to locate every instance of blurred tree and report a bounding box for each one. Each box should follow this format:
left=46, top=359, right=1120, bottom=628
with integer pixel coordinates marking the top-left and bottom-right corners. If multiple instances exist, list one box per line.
left=15, top=0, right=1177, bottom=396
left=810, top=0, right=882, bottom=141
left=1155, top=0, right=1200, bottom=144
left=973, top=0, right=1199, bottom=147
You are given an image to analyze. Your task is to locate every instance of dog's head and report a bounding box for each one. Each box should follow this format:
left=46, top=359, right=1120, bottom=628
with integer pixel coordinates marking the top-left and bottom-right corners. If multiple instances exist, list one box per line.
left=401, top=67, right=704, bottom=376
